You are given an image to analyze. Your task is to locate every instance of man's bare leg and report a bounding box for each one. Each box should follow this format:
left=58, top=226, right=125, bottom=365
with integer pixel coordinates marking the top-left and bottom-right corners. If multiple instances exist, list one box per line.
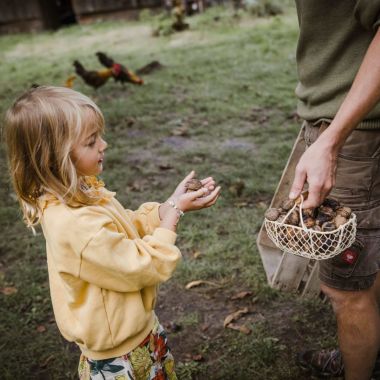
left=374, top=272, right=380, bottom=304
left=321, top=282, right=380, bottom=380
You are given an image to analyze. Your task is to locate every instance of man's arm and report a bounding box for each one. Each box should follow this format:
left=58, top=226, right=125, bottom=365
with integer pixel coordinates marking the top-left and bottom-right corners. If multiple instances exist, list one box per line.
left=289, top=27, right=380, bottom=208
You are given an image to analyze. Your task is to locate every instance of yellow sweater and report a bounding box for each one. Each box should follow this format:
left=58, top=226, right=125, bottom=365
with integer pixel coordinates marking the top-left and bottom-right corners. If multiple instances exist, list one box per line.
left=40, top=189, right=181, bottom=360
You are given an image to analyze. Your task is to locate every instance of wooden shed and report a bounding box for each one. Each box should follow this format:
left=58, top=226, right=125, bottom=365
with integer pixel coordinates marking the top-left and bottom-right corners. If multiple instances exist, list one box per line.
left=0, top=0, right=163, bottom=34
left=72, top=0, right=162, bottom=24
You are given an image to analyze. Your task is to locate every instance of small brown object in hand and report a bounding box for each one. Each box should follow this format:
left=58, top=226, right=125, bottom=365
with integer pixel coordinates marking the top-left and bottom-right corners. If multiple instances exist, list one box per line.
left=185, top=179, right=203, bottom=192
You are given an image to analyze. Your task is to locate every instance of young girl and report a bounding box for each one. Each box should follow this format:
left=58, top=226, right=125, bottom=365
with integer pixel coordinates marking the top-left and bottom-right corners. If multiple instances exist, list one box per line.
left=4, top=86, right=220, bottom=380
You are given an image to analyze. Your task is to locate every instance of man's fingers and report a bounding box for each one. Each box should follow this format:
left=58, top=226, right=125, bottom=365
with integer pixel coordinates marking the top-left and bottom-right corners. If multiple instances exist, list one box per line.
left=302, top=187, right=322, bottom=209
left=289, top=167, right=307, bottom=200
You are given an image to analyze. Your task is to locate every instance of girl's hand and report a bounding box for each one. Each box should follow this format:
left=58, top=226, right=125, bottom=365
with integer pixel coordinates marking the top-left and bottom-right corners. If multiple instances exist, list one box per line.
left=170, top=170, right=216, bottom=200
left=175, top=185, right=221, bottom=212
left=159, top=171, right=220, bottom=231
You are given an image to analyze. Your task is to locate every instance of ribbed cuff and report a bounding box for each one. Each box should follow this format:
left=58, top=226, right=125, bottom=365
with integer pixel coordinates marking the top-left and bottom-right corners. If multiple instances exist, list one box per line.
left=152, top=227, right=177, bottom=245
left=150, top=203, right=162, bottom=227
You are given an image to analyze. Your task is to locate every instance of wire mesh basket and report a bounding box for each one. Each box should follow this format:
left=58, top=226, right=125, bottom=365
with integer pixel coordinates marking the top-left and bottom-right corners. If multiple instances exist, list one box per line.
left=264, top=197, right=357, bottom=260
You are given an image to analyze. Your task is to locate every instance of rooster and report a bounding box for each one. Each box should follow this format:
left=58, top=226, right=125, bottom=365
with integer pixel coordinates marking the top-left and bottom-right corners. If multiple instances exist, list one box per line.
left=95, top=52, right=144, bottom=85
left=73, top=60, right=113, bottom=89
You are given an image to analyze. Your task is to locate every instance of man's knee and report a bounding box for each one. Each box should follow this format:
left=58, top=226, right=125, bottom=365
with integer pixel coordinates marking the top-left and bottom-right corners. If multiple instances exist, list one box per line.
left=320, top=283, right=375, bottom=315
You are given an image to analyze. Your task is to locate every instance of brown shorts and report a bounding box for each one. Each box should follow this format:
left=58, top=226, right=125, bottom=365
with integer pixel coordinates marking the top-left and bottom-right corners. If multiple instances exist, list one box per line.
left=304, top=121, right=380, bottom=291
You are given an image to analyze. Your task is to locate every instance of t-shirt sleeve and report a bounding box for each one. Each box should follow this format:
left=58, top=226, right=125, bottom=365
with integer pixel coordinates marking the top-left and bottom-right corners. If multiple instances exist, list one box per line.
left=354, top=0, right=380, bottom=30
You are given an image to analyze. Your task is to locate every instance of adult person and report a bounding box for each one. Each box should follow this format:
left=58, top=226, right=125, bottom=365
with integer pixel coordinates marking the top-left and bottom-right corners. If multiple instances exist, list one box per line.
left=288, top=2, right=380, bottom=379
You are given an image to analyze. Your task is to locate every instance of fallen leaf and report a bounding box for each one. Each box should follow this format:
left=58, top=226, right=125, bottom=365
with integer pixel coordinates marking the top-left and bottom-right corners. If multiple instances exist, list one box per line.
left=125, top=117, right=136, bottom=127
left=192, top=155, right=204, bottom=164
left=223, top=307, right=249, bottom=327
left=185, top=280, right=219, bottom=289
left=231, top=291, right=253, bottom=300
left=184, top=353, right=204, bottom=362
left=164, top=321, right=182, bottom=333
left=40, top=354, right=55, bottom=368
left=192, top=354, right=204, bottom=362
left=192, top=250, right=202, bottom=259
left=226, top=323, right=252, bottom=335
left=1, top=286, right=17, bottom=295
left=228, top=180, right=245, bottom=197
left=201, top=323, right=209, bottom=332
left=171, top=126, right=189, bottom=136
left=158, top=163, right=173, bottom=171
left=36, top=325, right=46, bottom=333
left=256, top=201, right=268, bottom=209
left=234, top=201, right=248, bottom=208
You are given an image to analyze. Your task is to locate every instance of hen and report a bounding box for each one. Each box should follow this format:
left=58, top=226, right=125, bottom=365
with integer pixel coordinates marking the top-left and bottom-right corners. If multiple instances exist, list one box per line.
left=95, top=52, right=144, bottom=85
left=73, top=60, right=113, bottom=89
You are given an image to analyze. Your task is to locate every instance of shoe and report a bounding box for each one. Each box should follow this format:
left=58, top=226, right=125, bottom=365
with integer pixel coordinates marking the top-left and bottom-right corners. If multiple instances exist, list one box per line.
left=297, top=348, right=380, bottom=379
left=297, top=349, right=344, bottom=378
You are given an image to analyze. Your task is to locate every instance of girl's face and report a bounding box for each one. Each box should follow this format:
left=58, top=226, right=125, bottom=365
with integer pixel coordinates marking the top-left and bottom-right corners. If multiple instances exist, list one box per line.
left=71, top=125, right=107, bottom=177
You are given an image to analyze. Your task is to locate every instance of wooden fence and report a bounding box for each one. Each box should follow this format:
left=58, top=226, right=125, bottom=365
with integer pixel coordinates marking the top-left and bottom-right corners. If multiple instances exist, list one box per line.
left=0, top=0, right=163, bottom=33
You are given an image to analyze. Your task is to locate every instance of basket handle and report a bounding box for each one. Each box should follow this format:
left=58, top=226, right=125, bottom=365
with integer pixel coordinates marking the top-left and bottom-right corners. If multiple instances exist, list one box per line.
left=280, top=194, right=308, bottom=231
left=297, top=194, right=308, bottom=231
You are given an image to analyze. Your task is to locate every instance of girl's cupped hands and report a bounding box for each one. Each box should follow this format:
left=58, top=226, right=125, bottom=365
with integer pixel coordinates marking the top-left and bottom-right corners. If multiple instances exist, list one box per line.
left=170, top=171, right=221, bottom=212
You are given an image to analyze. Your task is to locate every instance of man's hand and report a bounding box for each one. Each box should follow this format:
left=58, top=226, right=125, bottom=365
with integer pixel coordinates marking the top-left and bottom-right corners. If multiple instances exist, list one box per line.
left=289, top=135, right=338, bottom=208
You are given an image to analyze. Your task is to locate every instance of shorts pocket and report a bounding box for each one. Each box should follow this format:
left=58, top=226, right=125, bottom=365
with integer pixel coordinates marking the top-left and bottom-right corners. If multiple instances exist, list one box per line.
left=330, top=153, right=377, bottom=206
left=330, top=239, right=364, bottom=278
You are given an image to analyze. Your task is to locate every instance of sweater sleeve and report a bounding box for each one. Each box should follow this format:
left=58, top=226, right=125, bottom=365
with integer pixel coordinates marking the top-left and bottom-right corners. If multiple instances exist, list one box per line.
left=354, top=0, right=380, bottom=31
left=79, top=221, right=181, bottom=292
left=125, top=202, right=162, bottom=237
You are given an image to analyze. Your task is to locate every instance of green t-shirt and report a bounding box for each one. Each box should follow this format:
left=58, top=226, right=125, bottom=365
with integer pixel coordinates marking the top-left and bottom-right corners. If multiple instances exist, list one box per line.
left=295, top=0, right=380, bottom=129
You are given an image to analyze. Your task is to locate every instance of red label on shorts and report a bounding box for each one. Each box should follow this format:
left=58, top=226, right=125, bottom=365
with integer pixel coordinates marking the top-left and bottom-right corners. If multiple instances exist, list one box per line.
left=341, top=249, right=358, bottom=265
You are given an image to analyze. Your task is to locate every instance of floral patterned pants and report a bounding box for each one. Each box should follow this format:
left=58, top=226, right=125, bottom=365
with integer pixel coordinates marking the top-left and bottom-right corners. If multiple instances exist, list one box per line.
left=78, top=320, right=177, bottom=380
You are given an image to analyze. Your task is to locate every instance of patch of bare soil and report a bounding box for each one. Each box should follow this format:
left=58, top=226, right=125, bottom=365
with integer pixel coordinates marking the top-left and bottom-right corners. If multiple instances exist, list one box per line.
left=157, top=282, right=336, bottom=380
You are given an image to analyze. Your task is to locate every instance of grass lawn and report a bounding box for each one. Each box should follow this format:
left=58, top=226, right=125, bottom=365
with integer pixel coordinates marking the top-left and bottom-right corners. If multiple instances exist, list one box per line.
left=0, top=3, right=337, bottom=379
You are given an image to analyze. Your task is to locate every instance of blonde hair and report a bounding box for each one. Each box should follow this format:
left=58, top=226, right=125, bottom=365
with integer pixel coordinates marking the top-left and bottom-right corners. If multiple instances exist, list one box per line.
left=4, top=86, right=105, bottom=228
